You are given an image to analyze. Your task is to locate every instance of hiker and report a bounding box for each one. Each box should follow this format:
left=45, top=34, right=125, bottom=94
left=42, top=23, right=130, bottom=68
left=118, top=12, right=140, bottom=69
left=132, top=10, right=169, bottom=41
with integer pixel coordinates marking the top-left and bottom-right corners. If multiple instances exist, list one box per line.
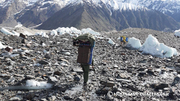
left=120, top=36, right=128, bottom=45
left=73, top=33, right=95, bottom=86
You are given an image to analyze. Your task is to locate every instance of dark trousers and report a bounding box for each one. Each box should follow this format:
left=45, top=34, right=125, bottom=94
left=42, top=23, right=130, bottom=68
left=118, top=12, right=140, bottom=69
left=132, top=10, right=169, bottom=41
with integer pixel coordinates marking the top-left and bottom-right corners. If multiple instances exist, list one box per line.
left=81, top=64, right=90, bottom=83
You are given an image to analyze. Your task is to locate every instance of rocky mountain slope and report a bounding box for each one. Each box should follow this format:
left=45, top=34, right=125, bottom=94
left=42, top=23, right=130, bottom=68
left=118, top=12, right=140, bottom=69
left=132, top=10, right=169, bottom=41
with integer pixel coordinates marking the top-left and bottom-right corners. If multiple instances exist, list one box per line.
left=0, top=0, right=26, bottom=27
left=14, top=0, right=63, bottom=28
left=0, top=28, right=180, bottom=100
left=1, top=0, right=180, bottom=31
left=37, top=2, right=180, bottom=31
left=138, top=0, right=180, bottom=22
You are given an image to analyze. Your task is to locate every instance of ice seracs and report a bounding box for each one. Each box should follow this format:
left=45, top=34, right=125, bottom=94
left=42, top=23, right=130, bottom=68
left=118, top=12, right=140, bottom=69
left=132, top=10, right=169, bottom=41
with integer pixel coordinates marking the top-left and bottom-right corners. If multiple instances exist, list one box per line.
left=141, top=34, right=177, bottom=57
left=127, top=34, right=178, bottom=58
left=50, top=27, right=100, bottom=37
left=127, top=37, right=142, bottom=49
left=174, top=29, right=180, bottom=37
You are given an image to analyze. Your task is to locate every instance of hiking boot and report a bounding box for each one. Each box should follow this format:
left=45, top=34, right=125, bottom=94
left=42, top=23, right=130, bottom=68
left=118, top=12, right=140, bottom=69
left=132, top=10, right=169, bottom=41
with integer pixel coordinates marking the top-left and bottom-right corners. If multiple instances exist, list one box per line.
left=83, top=82, right=87, bottom=86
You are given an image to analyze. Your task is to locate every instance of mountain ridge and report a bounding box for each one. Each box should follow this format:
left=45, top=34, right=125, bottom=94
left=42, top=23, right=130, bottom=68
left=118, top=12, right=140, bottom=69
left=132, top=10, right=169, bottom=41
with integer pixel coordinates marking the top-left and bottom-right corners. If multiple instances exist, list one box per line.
left=0, top=0, right=180, bottom=31
left=37, top=2, right=180, bottom=31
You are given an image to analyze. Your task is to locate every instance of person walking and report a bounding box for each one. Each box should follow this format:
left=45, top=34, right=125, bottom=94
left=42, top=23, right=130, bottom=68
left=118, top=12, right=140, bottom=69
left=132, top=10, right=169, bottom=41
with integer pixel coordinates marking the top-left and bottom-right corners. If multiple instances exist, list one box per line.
left=120, top=36, right=128, bottom=45
left=73, top=33, right=95, bottom=86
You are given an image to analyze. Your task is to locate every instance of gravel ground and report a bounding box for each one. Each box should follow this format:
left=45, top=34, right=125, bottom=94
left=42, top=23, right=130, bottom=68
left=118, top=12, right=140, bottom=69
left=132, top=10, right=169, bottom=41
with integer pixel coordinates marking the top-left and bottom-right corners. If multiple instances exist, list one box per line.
left=0, top=28, right=180, bottom=101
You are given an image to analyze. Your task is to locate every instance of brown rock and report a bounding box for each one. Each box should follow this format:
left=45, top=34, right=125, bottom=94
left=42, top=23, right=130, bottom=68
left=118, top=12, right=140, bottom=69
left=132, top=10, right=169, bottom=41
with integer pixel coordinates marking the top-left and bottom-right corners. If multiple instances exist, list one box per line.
left=19, top=33, right=27, bottom=39
left=5, top=47, right=13, bottom=52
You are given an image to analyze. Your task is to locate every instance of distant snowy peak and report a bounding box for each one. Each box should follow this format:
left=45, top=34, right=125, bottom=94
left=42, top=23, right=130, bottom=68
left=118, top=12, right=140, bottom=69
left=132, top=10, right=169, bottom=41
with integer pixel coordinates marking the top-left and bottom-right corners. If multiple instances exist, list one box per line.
left=38, top=0, right=68, bottom=7
left=0, top=0, right=12, bottom=7
left=0, top=0, right=5, bottom=3
left=24, top=0, right=83, bottom=11
left=0, top=0, right=38, bottom=8
left=1, top=0, right=180, bottom=12
left=115, top=3, right=147, bottom=11
left=0, top=0, right=151, bottom=11
left=36, top=0, right=180, bottom=13
left=138, top=0, right=180, bottom=14
left=22, top=0, right=39, bottom=6
left=70, top=0, right=147, bottom=11
left=32, top=0, right=147, bottom=12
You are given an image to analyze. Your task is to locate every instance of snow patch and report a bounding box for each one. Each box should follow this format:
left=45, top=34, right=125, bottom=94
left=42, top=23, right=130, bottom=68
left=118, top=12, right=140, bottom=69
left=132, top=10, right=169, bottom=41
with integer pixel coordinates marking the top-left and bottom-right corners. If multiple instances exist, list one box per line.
left=108, top=38, right=115, bottom=45
left=0, top=27, right=34, bottom=36
left=26, top=80, right=53, bottom=88
left=81, top=28, right=101, bottom=35
left=0, top=28, right=14, bottom=35
left=35, top=31, right=49, bottom=38
left=23, top=31, right=33, bottom=36
left=0, top=42, right=6, bottom=49
left=12, top=31, right=20, bottom=36
left=15, top=22, right=23, bottom=28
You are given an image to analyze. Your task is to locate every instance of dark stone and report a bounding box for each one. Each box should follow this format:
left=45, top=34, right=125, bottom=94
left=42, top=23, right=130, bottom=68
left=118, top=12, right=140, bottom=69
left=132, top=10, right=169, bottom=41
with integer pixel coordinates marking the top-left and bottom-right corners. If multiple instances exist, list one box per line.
left=138, top=72, right=147, bottom=77
left=5, top=47, right=13, bottom=52
left=100, top=81, right=115, bottom=87
left=44, top=54, right=51, bottom=59
left=112, top=87, right=118, bottom=93
left=151, top=83, right=169, bottom=91
left=178, top=59, right=180, bottom=63
left=38, top=60, right=49, bottom=65
left=177, top=70, right=180, bottom=74
left=52, top=85, right=67, bottom=92
left=19, top=33, right=27, bottom=39
left=171, top=76, right=180, bottom=86
left=139, top=59, right=147, bottom=63
left=126, top=85, right=140, bottom=91
left=175, top=63, right=180, bottom=67
left=102, top=63, right=106, bottom=66
left=6, top=61, right=12, bottom=66
left=74, top=75, right=80, bottom=82
left=21, top=39, right=28, bottom=43
left=137, top=68, right=146, bottom=71
left=75, top=98, right=83, bottom=101
left=101, top=69, right=107, bottom=74
left=75, top=97, right=84, bottom=101
left=96, top=87, right=110, bottom=95
left=64, top=96, right=73, bottom=100
left=168, top=89, right=177, bottom=100
left=25, top=53, right=34, bottom=57
left=54, top=71, right=62, bottom=76
left=147, top=69, right=155, bottom=75
left=26, top=92, right=35, bottom=100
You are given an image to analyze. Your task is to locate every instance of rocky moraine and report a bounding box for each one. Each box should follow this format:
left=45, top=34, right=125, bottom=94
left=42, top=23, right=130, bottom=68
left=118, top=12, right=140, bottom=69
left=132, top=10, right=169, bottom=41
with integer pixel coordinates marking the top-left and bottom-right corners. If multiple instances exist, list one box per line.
left=0, top=28, right=180, bottom=101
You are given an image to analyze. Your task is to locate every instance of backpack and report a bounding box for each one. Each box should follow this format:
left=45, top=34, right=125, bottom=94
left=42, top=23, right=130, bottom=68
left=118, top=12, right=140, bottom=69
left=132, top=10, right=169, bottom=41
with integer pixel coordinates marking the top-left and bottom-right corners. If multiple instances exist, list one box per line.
left=75, top=33, right=95, bottom=47
left=120, top=36, right=128, bottom=42
left=74, top=33, right=95, bottom=64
